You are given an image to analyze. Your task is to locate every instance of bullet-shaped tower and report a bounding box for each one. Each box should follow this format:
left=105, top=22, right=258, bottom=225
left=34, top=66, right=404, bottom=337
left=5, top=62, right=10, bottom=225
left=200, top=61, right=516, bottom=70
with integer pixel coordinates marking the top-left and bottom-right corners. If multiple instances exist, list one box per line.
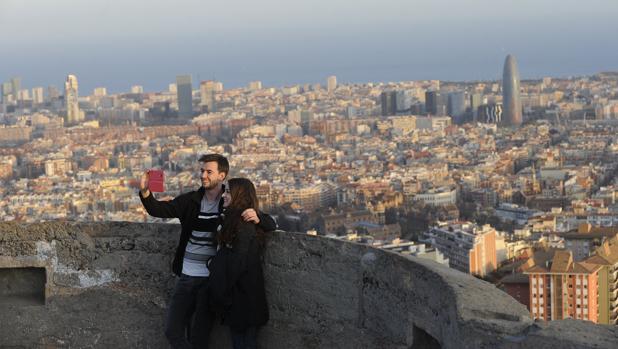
left=502, top=54, right=522, bottom=127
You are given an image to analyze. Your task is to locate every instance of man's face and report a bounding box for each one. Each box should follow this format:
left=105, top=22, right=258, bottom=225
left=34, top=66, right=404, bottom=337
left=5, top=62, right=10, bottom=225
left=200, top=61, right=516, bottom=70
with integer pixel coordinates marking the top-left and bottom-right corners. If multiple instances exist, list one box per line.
left=199, top=161, right=226, bottom=190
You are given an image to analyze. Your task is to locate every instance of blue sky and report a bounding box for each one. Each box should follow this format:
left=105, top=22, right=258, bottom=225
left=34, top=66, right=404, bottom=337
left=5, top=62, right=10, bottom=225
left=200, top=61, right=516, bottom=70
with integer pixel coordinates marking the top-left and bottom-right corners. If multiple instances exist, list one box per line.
left=1, top=0, right=617, bottom=93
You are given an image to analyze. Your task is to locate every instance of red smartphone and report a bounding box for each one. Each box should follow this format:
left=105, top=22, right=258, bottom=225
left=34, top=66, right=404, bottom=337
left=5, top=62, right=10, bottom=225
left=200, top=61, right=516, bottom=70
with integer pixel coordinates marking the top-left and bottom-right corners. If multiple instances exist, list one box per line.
left=148, top=169, right=165, bottom=192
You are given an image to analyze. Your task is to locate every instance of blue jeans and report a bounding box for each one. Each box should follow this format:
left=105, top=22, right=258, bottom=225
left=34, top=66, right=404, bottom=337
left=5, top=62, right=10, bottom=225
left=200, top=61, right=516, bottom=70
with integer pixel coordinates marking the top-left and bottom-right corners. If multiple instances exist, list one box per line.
left=230, top=327, right=257, bottom=349
left=165, top=274, right=213, bottom=349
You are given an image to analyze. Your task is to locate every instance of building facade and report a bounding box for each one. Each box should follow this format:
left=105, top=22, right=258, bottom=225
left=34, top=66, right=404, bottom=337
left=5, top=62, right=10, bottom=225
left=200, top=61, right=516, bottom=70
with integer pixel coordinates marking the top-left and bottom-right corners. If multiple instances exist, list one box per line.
left=65, top=74, right=81, bottom=124
left=424, top=222, right=499, bottom=277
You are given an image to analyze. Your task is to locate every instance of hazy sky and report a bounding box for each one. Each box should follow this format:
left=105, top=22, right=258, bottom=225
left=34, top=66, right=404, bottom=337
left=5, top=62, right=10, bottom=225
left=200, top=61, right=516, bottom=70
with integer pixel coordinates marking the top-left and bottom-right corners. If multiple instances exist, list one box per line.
left=1, top=0, right=617, bottom=93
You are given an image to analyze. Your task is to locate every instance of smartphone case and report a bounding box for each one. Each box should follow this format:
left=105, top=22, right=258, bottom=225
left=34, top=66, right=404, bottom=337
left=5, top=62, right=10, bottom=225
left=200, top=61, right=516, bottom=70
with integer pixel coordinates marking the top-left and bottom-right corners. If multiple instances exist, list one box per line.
left=148, top=169, right=165, bottom=192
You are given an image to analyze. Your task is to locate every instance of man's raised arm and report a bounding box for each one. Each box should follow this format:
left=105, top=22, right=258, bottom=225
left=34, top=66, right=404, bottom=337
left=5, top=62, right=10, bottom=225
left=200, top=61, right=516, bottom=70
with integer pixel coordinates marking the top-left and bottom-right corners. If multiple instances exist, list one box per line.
left=138, top=171, right=181, bottom=219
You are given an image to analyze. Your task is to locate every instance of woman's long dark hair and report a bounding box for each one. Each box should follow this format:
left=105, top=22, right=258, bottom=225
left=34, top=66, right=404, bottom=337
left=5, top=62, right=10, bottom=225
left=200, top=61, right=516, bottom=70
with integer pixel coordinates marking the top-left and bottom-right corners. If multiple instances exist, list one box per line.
left=218, top=177, right=261, bottom=245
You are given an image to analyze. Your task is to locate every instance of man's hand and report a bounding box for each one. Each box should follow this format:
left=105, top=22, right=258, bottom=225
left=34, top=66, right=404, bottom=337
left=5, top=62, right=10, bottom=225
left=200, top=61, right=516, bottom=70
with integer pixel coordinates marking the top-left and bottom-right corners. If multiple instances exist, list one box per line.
left=241, top=209, right=260, bottom=224
left=140, top=171, right=151, bottom=198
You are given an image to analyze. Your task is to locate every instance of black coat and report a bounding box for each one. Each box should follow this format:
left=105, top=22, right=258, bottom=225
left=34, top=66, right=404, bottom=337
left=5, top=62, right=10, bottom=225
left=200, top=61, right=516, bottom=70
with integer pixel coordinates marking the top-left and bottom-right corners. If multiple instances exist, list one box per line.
left=216, top=218, right=269, bottom=330
left=139, top=187, right=276, bottom=276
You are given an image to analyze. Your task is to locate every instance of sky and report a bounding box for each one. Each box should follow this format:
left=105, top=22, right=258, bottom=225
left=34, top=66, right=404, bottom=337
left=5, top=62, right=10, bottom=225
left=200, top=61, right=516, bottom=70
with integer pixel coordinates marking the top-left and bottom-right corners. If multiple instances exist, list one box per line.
left=1, top=0, right=618, bottom=93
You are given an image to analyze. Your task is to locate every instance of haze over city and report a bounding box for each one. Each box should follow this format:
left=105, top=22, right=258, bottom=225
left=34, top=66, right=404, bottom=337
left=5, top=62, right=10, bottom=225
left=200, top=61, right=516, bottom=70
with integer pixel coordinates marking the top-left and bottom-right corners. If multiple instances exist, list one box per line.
left=1, top=0, right=618, bottom=92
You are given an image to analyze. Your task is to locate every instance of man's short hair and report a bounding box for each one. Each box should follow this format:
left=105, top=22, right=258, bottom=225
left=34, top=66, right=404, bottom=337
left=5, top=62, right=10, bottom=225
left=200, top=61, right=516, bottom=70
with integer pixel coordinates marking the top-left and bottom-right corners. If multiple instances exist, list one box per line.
left=198, top=153, right=229, bottom=175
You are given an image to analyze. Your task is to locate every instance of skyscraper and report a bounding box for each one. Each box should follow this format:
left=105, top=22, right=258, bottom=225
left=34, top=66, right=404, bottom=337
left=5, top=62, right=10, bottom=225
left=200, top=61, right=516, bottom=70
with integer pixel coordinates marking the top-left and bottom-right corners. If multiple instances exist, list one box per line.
left=48, top=86, right=60, bottom=99
left=395, top=90, right=413, bottom=114
left=327, top=76, right=337, bottom=92
left=32, top=87, right=44, bottom=104
left=381, top=91, right=397, bottom=116
left=10, top=77, right=21, bottom=98
left=425, top=91, right=447, bottom=116
left=200, top=80, right=217, bottom=113
left=1, top=82, right=12, bottom=103
left=470, top=93, right=482, bottom=122
left=176, top=75, right=193, bottom=118
left=65, top=74, right=81, bottom=124
left=502, top=54, right=522, bottom=127
left=479, top=104, right=503, bottom=124
left=447, top=91, right=466, bottom=122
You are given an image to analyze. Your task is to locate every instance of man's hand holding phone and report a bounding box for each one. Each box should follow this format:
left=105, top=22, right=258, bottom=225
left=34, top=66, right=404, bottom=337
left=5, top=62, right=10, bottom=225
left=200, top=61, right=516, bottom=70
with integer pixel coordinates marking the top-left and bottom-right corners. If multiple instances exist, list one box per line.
left=140, top=171, right=151, bottom=198
left=140, top=169, right=165, bottom=198
left=148, top=169, right=165, bottom=192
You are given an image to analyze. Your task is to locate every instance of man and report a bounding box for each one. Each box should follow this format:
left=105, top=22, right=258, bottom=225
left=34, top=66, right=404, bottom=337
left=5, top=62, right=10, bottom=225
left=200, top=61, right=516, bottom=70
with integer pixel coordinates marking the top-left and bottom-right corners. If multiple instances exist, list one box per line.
left=139, top=153, right=276, bottom=348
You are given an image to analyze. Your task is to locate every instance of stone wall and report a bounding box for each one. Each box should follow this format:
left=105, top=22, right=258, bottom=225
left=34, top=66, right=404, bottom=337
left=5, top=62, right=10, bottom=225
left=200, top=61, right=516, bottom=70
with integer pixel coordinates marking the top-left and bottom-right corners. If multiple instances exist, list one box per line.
left=0, top=222, right=617, bottom=348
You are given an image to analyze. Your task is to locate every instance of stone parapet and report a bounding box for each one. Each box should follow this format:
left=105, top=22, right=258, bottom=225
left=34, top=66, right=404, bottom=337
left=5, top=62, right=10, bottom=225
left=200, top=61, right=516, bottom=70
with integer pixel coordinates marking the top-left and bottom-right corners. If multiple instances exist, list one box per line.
left=0, top=222, right=616, bottom=348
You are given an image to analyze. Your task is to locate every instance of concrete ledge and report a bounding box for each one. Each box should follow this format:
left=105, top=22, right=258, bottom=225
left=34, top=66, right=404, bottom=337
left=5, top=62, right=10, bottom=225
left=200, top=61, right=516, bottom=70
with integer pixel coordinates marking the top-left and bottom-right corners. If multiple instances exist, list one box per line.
left=0, top=222, right=617, bottom=348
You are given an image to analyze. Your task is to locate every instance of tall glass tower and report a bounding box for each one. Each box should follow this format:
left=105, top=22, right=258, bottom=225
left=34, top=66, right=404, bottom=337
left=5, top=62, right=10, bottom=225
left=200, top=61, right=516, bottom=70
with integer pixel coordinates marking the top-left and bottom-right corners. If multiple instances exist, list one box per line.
left=176, top=75, right=193, bottom=118
left=502, top=54, right=522, bottom=127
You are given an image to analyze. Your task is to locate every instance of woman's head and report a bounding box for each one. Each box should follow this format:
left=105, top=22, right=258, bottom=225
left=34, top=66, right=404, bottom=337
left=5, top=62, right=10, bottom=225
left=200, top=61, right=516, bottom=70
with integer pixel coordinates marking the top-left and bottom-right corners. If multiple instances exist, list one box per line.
left=219, top=177, right=261, bottom=244
left=223, top=177, right=259, bottom=212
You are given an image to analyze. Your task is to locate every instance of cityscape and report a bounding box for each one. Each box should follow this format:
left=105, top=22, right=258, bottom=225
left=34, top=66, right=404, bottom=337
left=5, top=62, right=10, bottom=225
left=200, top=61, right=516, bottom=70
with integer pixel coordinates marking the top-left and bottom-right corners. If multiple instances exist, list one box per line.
left=2, top=52, right=618, bottom=327
left=3, top=1, right=618, bottom=347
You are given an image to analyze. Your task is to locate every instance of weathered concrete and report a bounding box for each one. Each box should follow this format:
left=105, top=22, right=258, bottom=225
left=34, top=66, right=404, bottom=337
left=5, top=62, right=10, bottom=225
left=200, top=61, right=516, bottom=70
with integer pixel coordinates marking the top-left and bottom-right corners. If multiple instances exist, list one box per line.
left=0, top=222, right=617, bottom=348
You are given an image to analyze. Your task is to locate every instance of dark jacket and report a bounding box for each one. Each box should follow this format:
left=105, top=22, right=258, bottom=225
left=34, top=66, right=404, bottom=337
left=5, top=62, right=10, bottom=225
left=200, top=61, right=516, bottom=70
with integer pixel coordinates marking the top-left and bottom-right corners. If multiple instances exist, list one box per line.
left=220, top=218, right=269, bottom=330
left=139, top=187, right=276, bottom=276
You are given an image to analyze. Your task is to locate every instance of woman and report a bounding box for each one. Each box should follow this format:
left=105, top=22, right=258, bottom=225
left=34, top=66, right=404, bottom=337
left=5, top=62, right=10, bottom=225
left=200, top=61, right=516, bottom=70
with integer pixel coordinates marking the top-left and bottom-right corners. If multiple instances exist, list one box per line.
left=214, top=177, right=269, bottom=349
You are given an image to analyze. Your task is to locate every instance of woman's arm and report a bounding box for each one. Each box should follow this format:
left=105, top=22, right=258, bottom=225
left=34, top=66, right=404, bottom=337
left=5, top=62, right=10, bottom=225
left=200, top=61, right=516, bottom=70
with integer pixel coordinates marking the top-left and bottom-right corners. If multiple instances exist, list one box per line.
left=257, top=211, right=277, bottom=232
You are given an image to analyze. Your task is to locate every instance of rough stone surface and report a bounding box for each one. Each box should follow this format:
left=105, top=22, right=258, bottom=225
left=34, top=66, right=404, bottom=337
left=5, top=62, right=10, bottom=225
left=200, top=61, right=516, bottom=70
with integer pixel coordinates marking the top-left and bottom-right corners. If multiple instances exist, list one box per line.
left=0, top=222, right=617, bottom=348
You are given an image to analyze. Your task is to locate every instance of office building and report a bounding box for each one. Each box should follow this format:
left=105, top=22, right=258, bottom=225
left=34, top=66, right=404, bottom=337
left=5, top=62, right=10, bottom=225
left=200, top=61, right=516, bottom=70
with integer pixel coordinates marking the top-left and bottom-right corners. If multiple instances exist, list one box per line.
left=1, top=82, right=12, bottom=103
left=478, top=104, right=502, bottom=124
left=32, top=87, right=44, bottom=104
left=17, top=89, right=30, bottom=102
left=48, top=86, right=60, bottom=100
left=11, top=77, right=21, bottom=98
left=176, top=75, right=193, bottom=118
left=447, top=91, right=466, bottom=122
left=470, top=93, right=482, bottom=121
left=502, top=54, right=523, bottom=127
left=327, top=75, right=337, bottom=92
left=425, top=90, right=447, bottom=116
left=200, top=80, right=217, bottom=113
left=381, top=91, right=397, bottom=116
left=395, top=90, right=413, bottom=114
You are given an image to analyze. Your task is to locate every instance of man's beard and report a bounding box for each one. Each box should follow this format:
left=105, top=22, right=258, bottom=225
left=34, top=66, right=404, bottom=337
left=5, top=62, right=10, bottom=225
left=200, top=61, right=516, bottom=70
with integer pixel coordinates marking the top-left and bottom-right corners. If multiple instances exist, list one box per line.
left=202, top=178, right=222, bottom=190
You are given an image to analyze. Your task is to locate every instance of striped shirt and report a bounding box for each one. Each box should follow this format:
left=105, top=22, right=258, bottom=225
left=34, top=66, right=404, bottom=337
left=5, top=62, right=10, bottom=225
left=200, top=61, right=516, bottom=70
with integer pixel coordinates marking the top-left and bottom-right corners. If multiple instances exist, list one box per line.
left=181, top=195, right=220, bottom=277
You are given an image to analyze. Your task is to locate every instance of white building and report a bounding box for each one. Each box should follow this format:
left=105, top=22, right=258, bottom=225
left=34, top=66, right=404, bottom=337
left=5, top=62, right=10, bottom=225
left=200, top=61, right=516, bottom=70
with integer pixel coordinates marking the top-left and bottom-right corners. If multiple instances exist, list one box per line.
left=327, top=75, right=337, bottom=92
left=414, top=187, right=457, bottom=206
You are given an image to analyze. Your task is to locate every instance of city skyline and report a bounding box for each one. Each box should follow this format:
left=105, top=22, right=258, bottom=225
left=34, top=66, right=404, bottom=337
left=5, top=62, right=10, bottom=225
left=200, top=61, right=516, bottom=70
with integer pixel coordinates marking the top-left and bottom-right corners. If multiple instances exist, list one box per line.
left=1, top=0, right=617, bottom=92
left=3, top=40, right=618, bottom=329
